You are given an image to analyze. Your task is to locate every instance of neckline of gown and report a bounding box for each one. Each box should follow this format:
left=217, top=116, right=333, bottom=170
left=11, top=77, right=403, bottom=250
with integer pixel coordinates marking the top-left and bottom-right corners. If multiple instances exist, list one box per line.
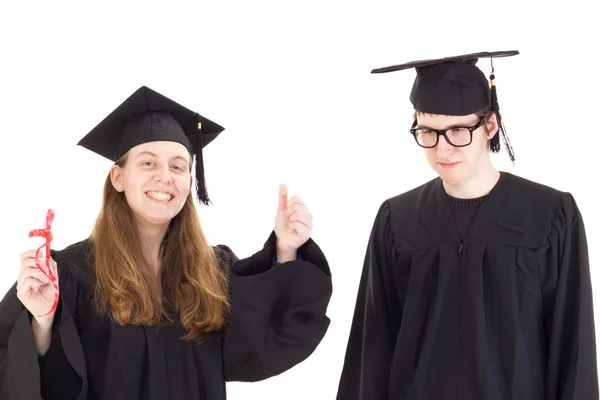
left=446, top=194, right=487, bottom=208
left=425, top=171, right=512, bottom=245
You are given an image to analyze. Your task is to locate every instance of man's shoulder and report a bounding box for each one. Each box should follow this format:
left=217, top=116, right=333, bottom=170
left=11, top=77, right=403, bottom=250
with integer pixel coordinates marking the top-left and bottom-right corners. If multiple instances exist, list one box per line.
left=381, top=172, right=570, bottom=207
left=384, top=176, right=440, bottom=209
left=503, top=172, right=569, bottom=200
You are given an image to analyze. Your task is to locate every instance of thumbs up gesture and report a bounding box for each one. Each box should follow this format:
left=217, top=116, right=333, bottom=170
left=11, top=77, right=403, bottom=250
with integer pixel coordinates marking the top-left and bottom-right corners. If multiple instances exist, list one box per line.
left=274, top=184, right=313, bottom=262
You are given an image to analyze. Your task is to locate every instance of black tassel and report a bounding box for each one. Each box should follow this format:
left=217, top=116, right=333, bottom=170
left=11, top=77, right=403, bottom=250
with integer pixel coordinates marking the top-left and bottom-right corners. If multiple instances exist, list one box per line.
left=195, top=120, right=210, bottom=205
left=490, top=73, right=501, bottom=153
left=490, top=72, right=516, bottom=164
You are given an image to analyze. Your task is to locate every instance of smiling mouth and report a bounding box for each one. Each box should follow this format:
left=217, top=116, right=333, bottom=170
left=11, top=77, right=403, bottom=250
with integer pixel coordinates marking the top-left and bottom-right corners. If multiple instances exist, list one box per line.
left=146, top=191, right=173, bottom=202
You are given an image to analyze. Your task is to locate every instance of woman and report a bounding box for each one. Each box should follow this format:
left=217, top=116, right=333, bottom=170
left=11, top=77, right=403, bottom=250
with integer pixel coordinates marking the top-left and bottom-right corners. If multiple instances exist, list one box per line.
left=0, top=86, right=332, bottom=400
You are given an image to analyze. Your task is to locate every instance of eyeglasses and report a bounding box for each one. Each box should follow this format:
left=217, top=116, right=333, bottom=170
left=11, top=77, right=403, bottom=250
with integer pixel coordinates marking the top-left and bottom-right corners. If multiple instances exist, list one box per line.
left=410, top=117, right=486, bottom=148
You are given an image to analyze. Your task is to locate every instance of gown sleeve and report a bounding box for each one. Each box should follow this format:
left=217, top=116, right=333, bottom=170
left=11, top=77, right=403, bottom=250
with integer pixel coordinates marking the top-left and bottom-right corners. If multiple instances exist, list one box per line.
left=0, top=248, right=88, bottom=400
left=220, top=230, right=333, bottom=382
left=538, top=193, right=599, bottom=398
left=335, top=201, right=402, bottom=400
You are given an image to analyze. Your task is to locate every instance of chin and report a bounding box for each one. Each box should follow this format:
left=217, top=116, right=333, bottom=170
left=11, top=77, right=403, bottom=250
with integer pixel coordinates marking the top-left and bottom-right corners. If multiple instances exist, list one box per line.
left=133, top=205, right=183, bottom=227
left=133, top=212, right=172, bottom=227
left=147, top=213, right=177, bottom=225
left=435, top=166, right=467, bottom=185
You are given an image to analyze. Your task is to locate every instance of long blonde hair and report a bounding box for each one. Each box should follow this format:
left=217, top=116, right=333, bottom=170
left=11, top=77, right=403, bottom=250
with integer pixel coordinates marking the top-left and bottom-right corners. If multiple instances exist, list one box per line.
left=89, top=152, right=230, bottom=341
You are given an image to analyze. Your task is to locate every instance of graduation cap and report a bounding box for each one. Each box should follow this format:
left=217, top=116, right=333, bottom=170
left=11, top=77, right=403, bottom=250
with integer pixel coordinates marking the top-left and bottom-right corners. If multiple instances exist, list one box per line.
left=77, top=86, right=224, bottom=205
left=372, top=50, right=518, bottom=162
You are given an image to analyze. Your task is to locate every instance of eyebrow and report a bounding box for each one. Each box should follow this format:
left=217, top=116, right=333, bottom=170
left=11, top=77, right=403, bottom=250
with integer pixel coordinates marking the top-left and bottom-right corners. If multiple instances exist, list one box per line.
left=136, top=151, right=190, bottom=165
left=416, top=122, right=474, bottom=129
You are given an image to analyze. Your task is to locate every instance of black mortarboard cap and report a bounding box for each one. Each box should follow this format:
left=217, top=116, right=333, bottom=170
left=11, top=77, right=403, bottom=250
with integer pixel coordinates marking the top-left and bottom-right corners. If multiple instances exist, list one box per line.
left=372, top=50, right=519, bottom=162
left=77, top=86, right=224, bottom=205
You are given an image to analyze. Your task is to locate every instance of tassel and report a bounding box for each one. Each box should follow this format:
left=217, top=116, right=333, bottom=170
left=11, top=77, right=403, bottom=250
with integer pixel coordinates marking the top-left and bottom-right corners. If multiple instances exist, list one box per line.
left=490, top=71, right=516, bottom=164
left=195, top=119, right=211, bottom=205
left=489, top=73, right=501, bottom=153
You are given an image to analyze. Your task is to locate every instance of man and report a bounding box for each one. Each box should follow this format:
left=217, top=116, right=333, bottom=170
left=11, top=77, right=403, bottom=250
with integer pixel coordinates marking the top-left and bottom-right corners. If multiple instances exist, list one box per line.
left=335, top=51, right=598, bottom=399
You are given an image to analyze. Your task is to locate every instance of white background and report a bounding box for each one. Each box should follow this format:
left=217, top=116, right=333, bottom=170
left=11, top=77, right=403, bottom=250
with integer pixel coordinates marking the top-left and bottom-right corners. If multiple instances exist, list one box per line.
left=1, top=1, right=598, bottom=398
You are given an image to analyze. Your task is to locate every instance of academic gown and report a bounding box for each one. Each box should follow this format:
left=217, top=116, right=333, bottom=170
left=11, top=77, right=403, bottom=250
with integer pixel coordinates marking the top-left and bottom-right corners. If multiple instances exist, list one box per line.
left=336, top=172, right=598, bottom=399
left=0, top=231, right=332, bottom=400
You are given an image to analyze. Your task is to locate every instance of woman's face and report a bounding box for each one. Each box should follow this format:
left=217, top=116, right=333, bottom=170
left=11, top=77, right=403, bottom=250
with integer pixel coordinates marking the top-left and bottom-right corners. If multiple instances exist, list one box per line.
left=110, top=141, right=193, bottom=229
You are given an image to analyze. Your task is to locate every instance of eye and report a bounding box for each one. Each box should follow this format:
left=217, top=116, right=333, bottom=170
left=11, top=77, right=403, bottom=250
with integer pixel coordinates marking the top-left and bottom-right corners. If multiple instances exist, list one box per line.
left=142, top=161, right=155, bottom=167
left=172, top=166, right=185, bottom=172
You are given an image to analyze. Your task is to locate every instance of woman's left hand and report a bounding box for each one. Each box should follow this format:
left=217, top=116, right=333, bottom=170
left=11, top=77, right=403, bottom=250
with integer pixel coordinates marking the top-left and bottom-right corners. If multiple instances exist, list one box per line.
left=274, top=184, right=312, bottom=262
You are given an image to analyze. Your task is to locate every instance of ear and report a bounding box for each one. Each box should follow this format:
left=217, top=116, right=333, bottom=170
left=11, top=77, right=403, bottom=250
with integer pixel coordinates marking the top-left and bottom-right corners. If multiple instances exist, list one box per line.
left=110, top=164, right=125, bottom=192
left=485, top=113, right=499, bottom=139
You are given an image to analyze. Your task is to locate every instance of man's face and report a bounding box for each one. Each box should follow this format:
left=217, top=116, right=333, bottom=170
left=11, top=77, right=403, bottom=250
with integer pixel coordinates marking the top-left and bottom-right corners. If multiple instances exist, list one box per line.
left=415, top=112, right=498, bottom=186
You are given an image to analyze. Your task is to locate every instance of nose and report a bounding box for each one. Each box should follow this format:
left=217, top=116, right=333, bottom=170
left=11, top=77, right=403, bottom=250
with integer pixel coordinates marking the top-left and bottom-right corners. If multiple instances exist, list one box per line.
left=154, top=165, right=172, bottom=184
left=436, top=135, right=455, bottom=158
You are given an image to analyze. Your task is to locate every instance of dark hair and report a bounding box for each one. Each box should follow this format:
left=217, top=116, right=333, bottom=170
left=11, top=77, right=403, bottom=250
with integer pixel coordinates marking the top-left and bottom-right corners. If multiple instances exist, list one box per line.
left=473, top=107, right=500, bottom=153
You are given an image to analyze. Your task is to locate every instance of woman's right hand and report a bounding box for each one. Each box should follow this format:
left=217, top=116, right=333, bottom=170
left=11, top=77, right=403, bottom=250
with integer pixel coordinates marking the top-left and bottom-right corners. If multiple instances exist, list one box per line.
left=16, top=250, right=58, bottom=326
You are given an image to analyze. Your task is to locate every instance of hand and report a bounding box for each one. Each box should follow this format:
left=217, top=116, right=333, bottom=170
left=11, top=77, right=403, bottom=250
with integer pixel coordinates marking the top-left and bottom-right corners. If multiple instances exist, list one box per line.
left=274, top=184, right=313, bottom=261
left=16, top=250, right=58, bottom=326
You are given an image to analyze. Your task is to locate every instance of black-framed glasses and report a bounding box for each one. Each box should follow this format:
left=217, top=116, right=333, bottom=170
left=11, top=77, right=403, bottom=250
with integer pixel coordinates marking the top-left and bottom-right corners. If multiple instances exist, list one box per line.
left=409, top=117, right=486, bottom=148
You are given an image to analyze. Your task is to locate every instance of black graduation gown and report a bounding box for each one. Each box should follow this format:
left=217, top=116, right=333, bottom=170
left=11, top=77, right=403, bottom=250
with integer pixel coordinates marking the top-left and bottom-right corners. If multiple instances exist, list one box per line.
left=336, top=172, right=598, bottom=399
left=0, top=231, right=332, bottom=400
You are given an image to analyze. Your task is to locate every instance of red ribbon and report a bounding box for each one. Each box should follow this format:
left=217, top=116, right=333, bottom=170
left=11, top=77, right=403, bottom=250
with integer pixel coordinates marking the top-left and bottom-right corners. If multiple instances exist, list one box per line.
left=28, top=209, right=58, bottom=316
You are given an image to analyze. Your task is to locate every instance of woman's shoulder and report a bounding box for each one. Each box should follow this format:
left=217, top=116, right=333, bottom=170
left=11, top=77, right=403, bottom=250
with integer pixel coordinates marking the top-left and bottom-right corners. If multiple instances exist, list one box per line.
left=50, top=238, right=95, bottom=289
left=212, top=244, right=240, bottom=271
